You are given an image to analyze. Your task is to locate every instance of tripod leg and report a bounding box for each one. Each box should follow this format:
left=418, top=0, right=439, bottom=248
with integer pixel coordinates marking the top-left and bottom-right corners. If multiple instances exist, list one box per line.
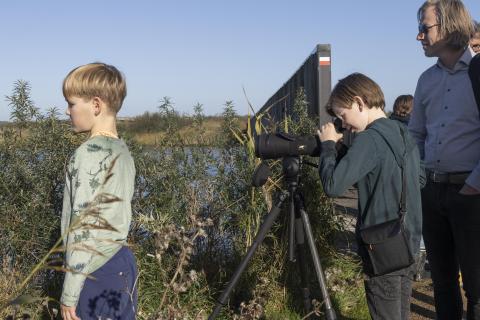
left=289, top=194, right=296, bottom=262
left=296, top=194, right=337, bottom=320
left=294, top=211, right=313, bottom=313
left=209, top=191, right=289, bottom=320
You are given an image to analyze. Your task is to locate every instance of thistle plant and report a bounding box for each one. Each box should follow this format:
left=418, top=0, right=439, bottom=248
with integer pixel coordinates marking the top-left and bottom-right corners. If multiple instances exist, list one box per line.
left=136, top=182, right=215, bottom=319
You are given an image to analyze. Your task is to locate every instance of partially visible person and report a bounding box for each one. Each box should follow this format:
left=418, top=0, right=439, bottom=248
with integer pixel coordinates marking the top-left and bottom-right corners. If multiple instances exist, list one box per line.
left=60, top=63, right=137, bottom=320
left=318, top=73, right=424, bottom=320
left=390, top=94, right=426, bottom=280
left=410, top=1, right=480, bottom=319
left=470, top=20, right=480, bottom=54
left=390, top=94, right=414, bottom=125
left=389, top=94, right=426, bottom=281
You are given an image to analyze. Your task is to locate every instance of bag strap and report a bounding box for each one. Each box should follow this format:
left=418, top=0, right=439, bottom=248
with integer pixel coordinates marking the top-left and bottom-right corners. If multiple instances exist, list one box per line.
left=398, top=129, right=407, bottom=218
left=468, top=53, right=480, bottom=118
left=369, top=124, right=407, bottom=219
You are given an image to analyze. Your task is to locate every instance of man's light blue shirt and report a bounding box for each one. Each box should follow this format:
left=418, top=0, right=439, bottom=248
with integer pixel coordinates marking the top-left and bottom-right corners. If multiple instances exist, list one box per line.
left=409, top=47, right=480, bottom=190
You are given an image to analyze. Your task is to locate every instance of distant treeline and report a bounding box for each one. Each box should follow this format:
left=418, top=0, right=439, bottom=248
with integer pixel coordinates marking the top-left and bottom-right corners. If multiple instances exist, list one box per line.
left=122, top=110, right=249, bottom=135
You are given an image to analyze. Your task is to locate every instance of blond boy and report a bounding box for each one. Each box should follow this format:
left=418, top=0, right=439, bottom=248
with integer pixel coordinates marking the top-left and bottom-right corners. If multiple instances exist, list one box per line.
left=61, top=63, right=137, bottom=320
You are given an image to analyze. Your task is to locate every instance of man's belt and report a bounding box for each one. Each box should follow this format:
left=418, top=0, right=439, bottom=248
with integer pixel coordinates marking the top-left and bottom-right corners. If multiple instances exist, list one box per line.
left=426, top=170, right=470, bottom=184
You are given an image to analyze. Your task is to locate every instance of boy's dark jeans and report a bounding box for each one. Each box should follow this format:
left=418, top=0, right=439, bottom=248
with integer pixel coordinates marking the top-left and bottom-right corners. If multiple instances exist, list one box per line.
left=363, top=266, right=413, bottom=320
left=422, top=181, right=480, bottom=320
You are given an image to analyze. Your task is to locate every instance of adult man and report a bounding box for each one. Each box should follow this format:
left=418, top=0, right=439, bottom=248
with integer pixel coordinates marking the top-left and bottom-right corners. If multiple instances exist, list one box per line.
left=410, top=1, right=480, bottom=319
left=471, top=21, right=480, bottom=53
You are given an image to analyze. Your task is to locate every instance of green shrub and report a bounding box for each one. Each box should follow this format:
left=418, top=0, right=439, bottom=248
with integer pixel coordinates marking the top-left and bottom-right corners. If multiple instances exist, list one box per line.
left=0, top=82, right=368, bottom=319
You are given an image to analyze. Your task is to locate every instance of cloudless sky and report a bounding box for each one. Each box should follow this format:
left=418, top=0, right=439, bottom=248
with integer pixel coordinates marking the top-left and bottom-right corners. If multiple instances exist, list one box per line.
left=1, top=1, right=479, bottom=121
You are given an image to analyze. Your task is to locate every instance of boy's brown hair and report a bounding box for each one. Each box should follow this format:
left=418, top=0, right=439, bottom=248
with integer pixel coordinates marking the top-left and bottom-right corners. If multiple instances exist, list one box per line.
left=325, top=73, right=385, bottom=117
left=392, top=95, right=414, bottom=117
left=63, top=62, right=127, bottom=113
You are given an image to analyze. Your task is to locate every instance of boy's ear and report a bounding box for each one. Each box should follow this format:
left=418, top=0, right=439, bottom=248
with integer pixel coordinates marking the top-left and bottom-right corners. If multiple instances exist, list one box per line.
left=353, top=96, right=366, bottom=111
left=92, top=97, right=102, bottom=116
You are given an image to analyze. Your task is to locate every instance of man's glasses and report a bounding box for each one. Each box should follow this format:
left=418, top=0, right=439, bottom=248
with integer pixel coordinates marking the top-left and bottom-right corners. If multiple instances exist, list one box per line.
left=418, top=23, right=440, bottom=34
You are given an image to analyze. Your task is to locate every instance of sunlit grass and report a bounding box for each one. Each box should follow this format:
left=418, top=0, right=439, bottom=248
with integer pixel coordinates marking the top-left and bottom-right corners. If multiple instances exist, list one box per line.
left=128, top=117, right=247, bottom=146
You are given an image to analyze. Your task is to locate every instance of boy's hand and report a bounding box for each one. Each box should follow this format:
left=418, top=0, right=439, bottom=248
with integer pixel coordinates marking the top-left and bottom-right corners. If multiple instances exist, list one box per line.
left=318, top=122, right=343, bottom=143
left=61, top=304, right=80, bottom=320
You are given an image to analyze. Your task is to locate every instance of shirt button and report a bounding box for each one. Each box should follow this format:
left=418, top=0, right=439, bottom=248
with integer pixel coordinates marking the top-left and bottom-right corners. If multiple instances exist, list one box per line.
left=444, top=106, right=448, bottom=109
left=447, top=89, right=451, bottom=92
left=441, top=124, right=445, bottom=127
left=437, top=160, right=441, bottom=163
left=439, top=141, right=442, bottom=144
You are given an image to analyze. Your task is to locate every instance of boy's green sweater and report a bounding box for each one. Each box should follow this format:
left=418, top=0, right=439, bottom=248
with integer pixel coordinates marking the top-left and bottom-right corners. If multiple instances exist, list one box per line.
left=60, top=136, right=135, bottom=307
left=319, top=118, right=425, bottom=256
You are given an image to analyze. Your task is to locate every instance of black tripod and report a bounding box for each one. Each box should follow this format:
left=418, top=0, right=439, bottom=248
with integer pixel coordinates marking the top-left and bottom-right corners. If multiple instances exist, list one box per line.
left=209, top=157, right=336, bottom=320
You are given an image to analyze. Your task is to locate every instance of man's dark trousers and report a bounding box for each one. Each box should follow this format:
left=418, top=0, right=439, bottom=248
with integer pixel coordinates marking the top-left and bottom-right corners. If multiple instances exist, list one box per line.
left=422, top=180, right=480, bottom=320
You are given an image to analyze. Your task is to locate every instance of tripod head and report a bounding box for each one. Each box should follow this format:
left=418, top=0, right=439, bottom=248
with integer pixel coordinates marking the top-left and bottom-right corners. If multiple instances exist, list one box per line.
left=252, top=156, right=318, bottom=189
left=283, top=156, right=300, bottom=186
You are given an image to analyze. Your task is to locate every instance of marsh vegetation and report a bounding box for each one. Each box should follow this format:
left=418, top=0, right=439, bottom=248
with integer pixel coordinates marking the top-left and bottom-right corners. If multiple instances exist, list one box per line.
left=0, top=82, right=369, bottom=319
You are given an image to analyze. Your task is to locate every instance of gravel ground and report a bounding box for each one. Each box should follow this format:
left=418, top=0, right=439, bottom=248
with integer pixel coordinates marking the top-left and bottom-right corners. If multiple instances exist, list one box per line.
left=410, top=279, right=436, bottom=319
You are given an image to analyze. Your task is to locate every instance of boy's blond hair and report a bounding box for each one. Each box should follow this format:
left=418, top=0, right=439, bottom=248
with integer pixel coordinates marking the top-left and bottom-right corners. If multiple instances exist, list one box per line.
left=325, top=73, right=385, bottom=117
left=418, top=0, right=474, bottom=50
left=63, top=62, right=127, bottom=113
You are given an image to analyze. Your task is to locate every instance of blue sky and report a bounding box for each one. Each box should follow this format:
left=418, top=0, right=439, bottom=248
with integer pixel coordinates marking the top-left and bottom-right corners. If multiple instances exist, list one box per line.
left=1, top=1, right=479, bottom=121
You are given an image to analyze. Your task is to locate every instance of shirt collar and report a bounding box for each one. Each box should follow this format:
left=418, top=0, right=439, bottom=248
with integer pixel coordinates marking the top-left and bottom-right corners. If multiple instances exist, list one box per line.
left=436, top=46, right=475, bottom=72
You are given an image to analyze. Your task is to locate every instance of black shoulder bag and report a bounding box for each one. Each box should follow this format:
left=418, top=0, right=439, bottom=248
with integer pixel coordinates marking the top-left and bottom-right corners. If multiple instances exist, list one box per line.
left=359, top=127, right=415, bottom=276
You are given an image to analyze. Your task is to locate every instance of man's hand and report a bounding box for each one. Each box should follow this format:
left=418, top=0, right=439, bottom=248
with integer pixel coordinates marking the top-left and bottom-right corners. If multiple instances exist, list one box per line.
left=318, top=122, right=343, bottom=143
left=459, top=183, right=480, bottom=195
left=61, top=304, right=80, bottom=320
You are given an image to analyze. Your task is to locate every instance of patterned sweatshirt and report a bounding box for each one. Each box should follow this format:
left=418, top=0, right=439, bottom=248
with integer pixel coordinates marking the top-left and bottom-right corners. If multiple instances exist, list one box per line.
left=60, top=136, right=135, bottom=307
